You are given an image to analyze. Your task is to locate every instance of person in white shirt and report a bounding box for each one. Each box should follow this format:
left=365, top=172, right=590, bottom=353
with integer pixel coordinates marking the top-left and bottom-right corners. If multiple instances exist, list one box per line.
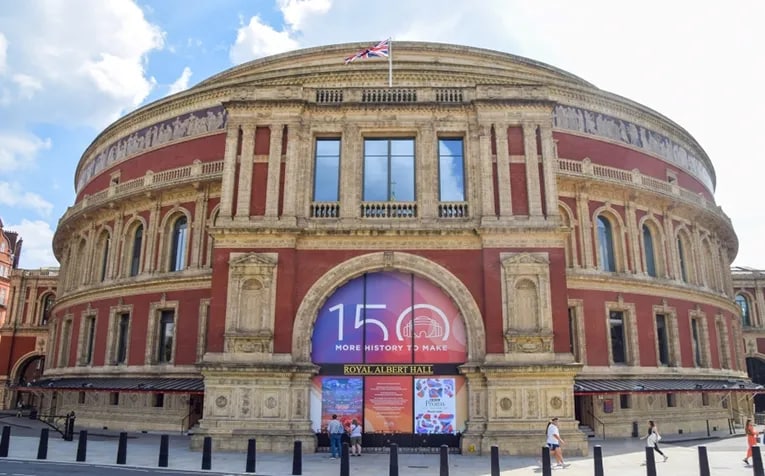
left=545, top=417, right=567, bottom=468
left=327, top=414, right=344, bottom=459
left=349, top=419, right=363, bottom=456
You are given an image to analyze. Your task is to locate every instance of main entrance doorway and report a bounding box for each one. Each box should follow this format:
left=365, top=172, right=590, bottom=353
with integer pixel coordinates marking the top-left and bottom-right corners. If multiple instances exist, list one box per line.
left=310, top=271, right=467, bottom=450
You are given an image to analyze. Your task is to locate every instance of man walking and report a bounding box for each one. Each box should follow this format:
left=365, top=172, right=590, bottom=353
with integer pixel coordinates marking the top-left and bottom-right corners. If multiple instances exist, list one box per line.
left=327, top=414, right=344, bottom=459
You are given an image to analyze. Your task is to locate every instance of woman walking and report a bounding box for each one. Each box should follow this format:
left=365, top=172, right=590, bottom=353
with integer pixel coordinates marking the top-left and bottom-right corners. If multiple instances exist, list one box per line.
left=744, top=419, right=759, bottom=465
left=349, top=419, right=363, bottom=456
left=641, top=420, right=668, bottom=462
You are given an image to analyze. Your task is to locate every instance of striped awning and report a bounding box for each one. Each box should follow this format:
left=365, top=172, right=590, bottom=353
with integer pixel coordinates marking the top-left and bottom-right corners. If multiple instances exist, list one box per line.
left=25, top=377, right=204, bottom=393
left=574, top=378, right=764, bottom=394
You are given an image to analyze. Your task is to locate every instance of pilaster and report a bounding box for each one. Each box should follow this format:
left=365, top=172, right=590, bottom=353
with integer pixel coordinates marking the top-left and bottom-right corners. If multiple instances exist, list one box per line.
left=495, top=123, right=512, bottom=217
left=478, top=123, right=496, bottom=219
left=340, top=124, right=360, bottom=220
left=265, top=124, right=284, bottom=218
left=190, top=187, right=208, bottom=268
left=523, top=122, right=543, bottom=217
left=281, top=122, right=303, bottom=221
left=418, top=123, right=437, bottom=219
left=538, top=123, right=559, bottom=219
left=624, top=199, right=640, bottom=274
left=144, top=201, right=160, bottom=273
left=576, top=188, right=594, bottom=268
left=235, top=124, right=255, bottom=219
left=219, top=124, right=240, bottom=219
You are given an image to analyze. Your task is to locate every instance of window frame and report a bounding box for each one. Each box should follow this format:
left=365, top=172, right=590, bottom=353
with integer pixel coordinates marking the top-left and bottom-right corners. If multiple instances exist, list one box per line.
left=596, top=215, right=616, bottom=272
left=362, top=137, right=416, bottom=202
left=437, top=137, right=466, bottom=202
left=312, top=137, right=341, bottom=202
left=169, top=215, right=188, bottom=272
left=128, top=224, right=144, bottom=277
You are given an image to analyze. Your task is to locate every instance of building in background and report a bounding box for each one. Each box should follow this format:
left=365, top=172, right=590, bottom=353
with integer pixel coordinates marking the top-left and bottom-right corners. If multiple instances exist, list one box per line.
left=0, top=218, right=57, bottom=411
left=733, top=266, right=765, bottom=413
left=35, top=42, right=759, bottom=455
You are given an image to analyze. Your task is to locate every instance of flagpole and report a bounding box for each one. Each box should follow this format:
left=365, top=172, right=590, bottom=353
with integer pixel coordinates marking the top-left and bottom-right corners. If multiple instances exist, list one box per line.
left=388, top=38, right=392, bottom=88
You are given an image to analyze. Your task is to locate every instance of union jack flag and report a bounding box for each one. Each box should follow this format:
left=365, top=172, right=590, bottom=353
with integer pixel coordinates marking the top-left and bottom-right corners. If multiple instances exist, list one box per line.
left=344, top=39, right=390, bottom=64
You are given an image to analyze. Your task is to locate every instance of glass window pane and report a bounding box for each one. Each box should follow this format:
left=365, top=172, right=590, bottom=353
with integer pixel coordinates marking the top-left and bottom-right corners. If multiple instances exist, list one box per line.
left=390, top=139, right=414, bottom=156
left=314, top=156, right=340, bottom=201
left=315, top=139, right=340, bottom=156
left=439, top=139, right=465, bottom=201
left=364, top=155, right=388, bottom=201
left=390, top=156, right=415, bottom=201
left=364, top=139, right=388, bottom=156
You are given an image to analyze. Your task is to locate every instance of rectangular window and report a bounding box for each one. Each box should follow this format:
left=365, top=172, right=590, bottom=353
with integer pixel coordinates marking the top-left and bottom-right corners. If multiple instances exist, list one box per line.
left=153, top=393, right=165, bottom=408
left=691, top=318, right=702, bottom=366
left=666, top=393, right=676, bottom=407
left=84, top=316, right=96, bottom=365
left=363, top=138, right=415, bottom=202
left=438, top=138, right=465, bottom=201
left=157, top=310, right=175, bottom=363
left=656, top=314, right=669, bottom=365
left=116, top=313, right=130, bottom=365
left=78, top=391, right=86, bottom=404
left=313, top=138, right=341, bottom=202
left=110, top=392, right=120, bottom=405
left=609, top=310, right=626, bottom=364
left=702, top=393, right=709, bottom=406
left=619, top=394, right=631, bottom=409
left=568, top=307, right=580, bottom=361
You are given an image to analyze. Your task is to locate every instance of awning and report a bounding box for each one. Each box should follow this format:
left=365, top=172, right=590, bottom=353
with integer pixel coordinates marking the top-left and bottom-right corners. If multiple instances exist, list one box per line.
left=25, top=377, right=204, bottom=394
left=574, top=378, right=764, bottom=395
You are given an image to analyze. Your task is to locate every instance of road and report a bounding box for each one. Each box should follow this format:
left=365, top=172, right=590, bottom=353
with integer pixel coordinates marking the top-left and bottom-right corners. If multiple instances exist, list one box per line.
left=0, top=460, right=222, bottom=476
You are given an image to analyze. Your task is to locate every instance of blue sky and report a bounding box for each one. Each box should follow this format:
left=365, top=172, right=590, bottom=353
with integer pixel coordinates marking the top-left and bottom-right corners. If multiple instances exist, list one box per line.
left=1, top=0, right=763, bottom=269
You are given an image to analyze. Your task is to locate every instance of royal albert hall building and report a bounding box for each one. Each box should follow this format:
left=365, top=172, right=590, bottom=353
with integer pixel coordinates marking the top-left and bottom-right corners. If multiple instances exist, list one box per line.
left=42, top=41, right=758, bottom=456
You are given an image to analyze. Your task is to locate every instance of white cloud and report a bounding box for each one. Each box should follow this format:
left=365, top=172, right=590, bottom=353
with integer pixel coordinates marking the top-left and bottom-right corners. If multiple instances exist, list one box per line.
left=0, top=132, right=51, bottom=172
left=0, top=181, right=55, bottom=217
left=230, top=15, right=300, bottom=64
left=0, top=33, right=7, bottom=74
left=168, top=66, right=192, bottom=95
left=0, top=0, right=164, bottom=128
left=5, top=219, right=57, bottom=269
left=279, top=0, right=332, bottom=31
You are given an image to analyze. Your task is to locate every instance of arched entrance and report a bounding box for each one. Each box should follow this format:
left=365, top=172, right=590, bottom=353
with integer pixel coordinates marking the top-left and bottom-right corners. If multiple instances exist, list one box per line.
left=292, top=252, right=486, bottom=450
left=12, top=353, right=45, bottom=411
left=746, top=357, right=765, bottom=412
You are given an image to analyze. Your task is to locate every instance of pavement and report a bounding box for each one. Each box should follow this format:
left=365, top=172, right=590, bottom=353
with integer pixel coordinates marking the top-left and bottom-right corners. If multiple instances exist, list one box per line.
left=0, top=413, right=761, bottom=475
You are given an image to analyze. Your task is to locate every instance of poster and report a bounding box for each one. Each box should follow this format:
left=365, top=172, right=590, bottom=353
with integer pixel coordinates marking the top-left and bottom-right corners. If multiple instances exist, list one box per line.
left=414, top=377, right=457, bottom=434
left=364, top=376, right=413, bottom=433
left=314, top=376, right=363, bottom=432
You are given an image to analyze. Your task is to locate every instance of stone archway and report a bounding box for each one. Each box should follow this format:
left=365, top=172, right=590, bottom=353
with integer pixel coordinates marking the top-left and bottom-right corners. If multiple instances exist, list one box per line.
left=291, top=251, right=486, bottom=364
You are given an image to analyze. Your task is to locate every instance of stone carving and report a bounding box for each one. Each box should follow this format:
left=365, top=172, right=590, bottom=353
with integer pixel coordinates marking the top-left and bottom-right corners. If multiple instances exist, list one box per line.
left=500, top=397, right=512, bottom=411
left=550, top=396, right=562, bottom=410
left=265, top=396, right=278, bottom=409
left=504, top=334, right=553, bottom=353
left=77, top=106, right=227, bottom=192
left=553, top=105, right=713, bottom=191
left=215, top=395, right=228, bottom=408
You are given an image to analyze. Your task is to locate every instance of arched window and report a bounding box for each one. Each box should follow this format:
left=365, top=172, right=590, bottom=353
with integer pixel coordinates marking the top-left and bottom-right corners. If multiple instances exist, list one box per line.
left=40, top=294, right=54, bottom=325
left=642, top=224, right=656, bottom=277
left=737, top=294, right=751, bottom=327
left=169, top=216, right=188, bottom=272
left=597, top=215, right=616, bottom=272
left=129, top=225, right=143, bottom=277
left=677, top=236, right=687, bottom=282
left=99, top=232, right=110, bottom=282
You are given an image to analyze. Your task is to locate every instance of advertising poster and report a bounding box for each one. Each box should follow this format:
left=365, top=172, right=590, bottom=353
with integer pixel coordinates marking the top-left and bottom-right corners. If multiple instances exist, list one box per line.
left=311, top=272, right=467, bottom=365
left=364, top=376, right=413, bottom=433
left=315, top=376, right=363, bottom=431
left=414, top=377, right=458, bottom=434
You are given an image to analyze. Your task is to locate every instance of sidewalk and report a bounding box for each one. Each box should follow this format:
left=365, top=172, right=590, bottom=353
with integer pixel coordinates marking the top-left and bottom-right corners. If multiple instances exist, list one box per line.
left=0, top=414, right=755, bottom=475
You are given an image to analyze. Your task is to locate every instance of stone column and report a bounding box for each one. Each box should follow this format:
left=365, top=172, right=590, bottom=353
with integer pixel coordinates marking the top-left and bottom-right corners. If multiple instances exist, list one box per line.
left=144, top=201, right=161, bottom=273
left=265, top=124, right=284, bottom=218
left=576, top=187, right=594, bottom=268
left=663, top=210, right=677, bottom=280
left=478, top=123, right=496, bottom=219
left=340, top=124, right=360, bottom=220
left=538, top=123, right=559, bottom=219
left=219, top=124, right=240, bottom=219
left=235, top=124, right=256, bottom=219
left=190, top=187, right=208, bottom=268
left=523, top=122, right=543, bottom=217
left=624, top=198, right=640, bottom=274
left=495, top=123, right=512, bottom=217
left=466, top=122, right=481, bottom=218
left=109, top=212, right=123, bottom=280
left=281, top=122, right=303, bottom=222
left=418, top=124, right=437, bottom=219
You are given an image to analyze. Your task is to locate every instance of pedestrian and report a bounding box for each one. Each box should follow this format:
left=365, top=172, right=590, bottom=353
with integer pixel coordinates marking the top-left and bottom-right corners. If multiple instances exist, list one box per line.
left=545, top=417, right=567, bottom=468
left=744, top=419, right=759, bottom=465
left=640, top=420, right=668, bottom=462
left=349, top=418, right=363, bottom=456
left=327, top=414, right=344, bottom=459
left=15, top=400, right=23, bottom=418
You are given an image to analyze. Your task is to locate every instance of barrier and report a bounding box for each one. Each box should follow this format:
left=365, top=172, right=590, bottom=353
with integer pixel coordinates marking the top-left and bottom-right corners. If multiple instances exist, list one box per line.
left=76, top=430, right=87, bottom=462
left=0, top=426, right=10, bottom=457
left=697, top=446, right=710, bottom=476
left=340, top=442, right=349, bottom=476
left=245, top=438, right=256, bottom=473
left=201, top=436, right=211, bottom=470
left=593, top=445, right=604, bottom=476
left=439, top=444, right=449, bottom=476
left=490, top=445, right=499, bottom=476
left=158, top=434, right=169, bottom=468
left=116, top=432, right=127, bottom=464
left=389, top=442, right=399, bottom=476
left=292, top=440, right=302, bottom=475
left=37, top=428, right=49, bottom=460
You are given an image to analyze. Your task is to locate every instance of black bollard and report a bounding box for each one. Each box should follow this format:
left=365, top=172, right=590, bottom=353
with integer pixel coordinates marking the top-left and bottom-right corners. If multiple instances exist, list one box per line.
left=65, top=411, right=76, bottom=442
left=292, top=440, right=302, bottom=475
left=389, top=443, right=399, bottom=476
left=245, top=438, right=256, bottom=473
left=440, top=444, right=449, bottom=476
left=116, top=431, right=127, bottom=464
left=697, top=446, right=710, bottom=476
left=541, top=445, right=552, bottom=476
left=201, top=436, right=212, bottom=470
left=158, top=434, right=169, bottom=468
left=490, top=445, right=500, bottom=476
left=0, top=426, right=10, bottom=457
left=37, top=428, right=49, bottom=460
left=753, top=445, right=765, bottom=476
left=645, top=446, right=656, bottom=476
left=593, top=445, right=604, bottom=476
left=340, top=442, right=349, bottom=476
left=76, top=430, right=88, bottom=462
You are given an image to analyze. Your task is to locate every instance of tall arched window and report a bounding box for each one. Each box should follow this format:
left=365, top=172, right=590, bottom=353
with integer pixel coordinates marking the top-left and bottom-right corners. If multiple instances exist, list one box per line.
left=40, top=293, right=54, bottom=325
left=129, top=225, right=143, bottom=277
left=169, top=216, right=188, bottom=272
left=677, top=236, right=688, bottom=282
left=737, top=294, right=751, bottom=327
left=597, top=215, right=616, bottom=272
left=642, top=224, right=656, bottom=277
left=99, top=232, right=110, bottom=282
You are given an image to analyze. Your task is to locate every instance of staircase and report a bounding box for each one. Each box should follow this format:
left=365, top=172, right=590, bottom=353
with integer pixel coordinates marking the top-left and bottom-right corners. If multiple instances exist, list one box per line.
left=579, top=424, right=597, bottom=439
